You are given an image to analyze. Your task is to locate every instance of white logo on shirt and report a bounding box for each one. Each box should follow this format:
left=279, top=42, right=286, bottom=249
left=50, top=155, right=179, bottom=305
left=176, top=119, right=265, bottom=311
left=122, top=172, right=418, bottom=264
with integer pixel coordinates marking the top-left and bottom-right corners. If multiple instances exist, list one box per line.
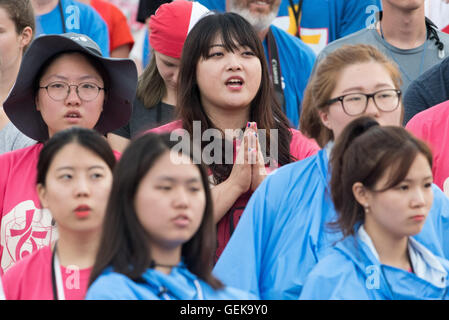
left=0, top=201, right=55, bottom=273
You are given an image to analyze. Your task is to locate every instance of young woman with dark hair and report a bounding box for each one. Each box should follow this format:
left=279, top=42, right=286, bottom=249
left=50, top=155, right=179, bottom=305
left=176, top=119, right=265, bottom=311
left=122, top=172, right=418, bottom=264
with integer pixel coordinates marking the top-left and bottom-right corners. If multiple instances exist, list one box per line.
left=86, top=133, right=253, bottom=300
left=1, top=127, right=115, bottom=299
left=150, top=12, right=319, bottom=260
left=300, top=116, right=449, bottom=299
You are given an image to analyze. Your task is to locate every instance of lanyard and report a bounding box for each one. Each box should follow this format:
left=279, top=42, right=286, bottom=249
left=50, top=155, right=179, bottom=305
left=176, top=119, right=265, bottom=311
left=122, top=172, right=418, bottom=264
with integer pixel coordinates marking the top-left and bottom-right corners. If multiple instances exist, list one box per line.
left=58, top=0, right=67, bottom=33
left=266, top=28, right=286, bottom=114
left=51, top=242, right=66, bottom=300
left=288, top=0, right=304, bottom=37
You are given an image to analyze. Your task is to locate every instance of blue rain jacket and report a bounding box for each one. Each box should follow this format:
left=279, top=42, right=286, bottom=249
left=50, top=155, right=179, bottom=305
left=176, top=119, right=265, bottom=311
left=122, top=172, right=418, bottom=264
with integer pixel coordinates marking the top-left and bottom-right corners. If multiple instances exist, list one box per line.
left=213, top=149, right=449, bottom=299
left=86, top=262, right=255, bottom=300
left=300, top=228, right=449, bottom=300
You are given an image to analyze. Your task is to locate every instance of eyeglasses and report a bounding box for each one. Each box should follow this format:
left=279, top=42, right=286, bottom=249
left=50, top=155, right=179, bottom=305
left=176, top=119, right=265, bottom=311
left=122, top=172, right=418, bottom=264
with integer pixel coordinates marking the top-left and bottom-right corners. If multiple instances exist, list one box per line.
left=326, top=89, right=401, bottom=116
left=39, top=81, right=105, bottom=102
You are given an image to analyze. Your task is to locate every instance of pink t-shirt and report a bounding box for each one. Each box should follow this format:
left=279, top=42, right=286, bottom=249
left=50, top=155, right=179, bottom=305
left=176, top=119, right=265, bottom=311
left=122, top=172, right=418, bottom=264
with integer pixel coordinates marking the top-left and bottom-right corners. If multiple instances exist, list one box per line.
left=0, top=144, right=53, bottom=275
left=406, top=100, right=449, bottom=190
left=148, top=120, right=320, bottom=259
left=0, top=144, right=121, bottom=275
left=2, top=246, right=91, bottom=300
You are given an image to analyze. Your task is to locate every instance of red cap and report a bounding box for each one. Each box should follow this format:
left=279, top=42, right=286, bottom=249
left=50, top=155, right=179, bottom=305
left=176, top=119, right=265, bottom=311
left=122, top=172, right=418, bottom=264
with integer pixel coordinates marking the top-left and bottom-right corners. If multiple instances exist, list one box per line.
left=149, top=0, right=210, bottom=59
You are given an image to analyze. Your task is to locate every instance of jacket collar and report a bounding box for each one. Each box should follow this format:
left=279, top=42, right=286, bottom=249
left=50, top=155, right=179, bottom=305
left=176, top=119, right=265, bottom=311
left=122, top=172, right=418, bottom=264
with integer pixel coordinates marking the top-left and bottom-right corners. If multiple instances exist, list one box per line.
left=334, top=226, right=449, bottom=298
left=141, top=262, right=204, bottom=300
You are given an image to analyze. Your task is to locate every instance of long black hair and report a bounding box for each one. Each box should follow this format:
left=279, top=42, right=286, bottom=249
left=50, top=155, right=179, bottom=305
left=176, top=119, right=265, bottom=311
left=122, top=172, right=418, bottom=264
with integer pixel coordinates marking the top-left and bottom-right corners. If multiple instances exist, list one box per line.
left=88, top=133, right=223, bottom=289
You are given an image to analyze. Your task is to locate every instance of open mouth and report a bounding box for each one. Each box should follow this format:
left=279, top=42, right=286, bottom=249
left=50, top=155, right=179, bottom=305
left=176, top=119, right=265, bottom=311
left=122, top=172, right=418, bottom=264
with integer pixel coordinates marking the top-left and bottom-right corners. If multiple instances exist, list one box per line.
left=226, top=77, right=244, bottom=88
left=65, top=111, right=81, bottom=119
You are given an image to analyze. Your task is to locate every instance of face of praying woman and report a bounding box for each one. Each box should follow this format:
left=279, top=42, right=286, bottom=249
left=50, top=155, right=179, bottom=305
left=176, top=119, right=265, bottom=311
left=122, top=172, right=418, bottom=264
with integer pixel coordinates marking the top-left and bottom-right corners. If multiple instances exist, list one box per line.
left=134, top=151, right=206, bottom=251
left=35, top=52, right=105, bottom=138
left=195, top=34, right=262, bottom=116
left=37, top=142, right=113, bottom=234
left=354, top=153, right=433, bottom=239
left=319, top=61, right=403, bottom=142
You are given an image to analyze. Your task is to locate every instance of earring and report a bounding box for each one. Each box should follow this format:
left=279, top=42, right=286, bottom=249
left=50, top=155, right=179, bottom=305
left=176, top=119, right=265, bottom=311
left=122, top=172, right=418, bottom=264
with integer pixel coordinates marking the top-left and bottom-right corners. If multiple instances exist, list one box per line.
left=363, top=204, right=370, bottom=214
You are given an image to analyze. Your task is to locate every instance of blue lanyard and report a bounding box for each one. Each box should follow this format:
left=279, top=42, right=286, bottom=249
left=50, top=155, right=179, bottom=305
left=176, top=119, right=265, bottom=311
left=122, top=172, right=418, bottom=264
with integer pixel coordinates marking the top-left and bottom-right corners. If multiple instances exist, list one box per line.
left=379, top=22, right=428, bottom=83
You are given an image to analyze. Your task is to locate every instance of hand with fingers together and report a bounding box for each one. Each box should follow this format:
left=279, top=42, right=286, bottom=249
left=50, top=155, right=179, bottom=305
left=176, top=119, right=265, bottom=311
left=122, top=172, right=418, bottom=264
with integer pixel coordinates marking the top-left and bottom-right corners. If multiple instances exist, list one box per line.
left=247, top=122, right=268, bottom=192
left=211, top=122, right=269, bottom=224
left=228, top=124, right=253, bottom=195
left=231, top=121, right=268, bottom=192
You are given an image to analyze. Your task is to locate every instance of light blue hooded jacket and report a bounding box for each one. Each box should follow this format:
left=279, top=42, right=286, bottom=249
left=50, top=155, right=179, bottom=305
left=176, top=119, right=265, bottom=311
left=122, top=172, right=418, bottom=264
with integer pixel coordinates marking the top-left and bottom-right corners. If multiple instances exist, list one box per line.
left=213, top=148, right=449, bottom=299
left=86, top=262, right=255, bottom=300
left=299, top=226, right=449, bottom=300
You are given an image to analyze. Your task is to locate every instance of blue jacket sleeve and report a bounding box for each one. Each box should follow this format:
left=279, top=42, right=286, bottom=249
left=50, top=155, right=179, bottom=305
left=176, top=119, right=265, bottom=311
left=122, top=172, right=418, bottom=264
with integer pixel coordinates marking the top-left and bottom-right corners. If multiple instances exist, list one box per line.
left=416, top=185, right=449, bottom=260
left=213, top=156, right=327, bottom=300
left=299, top=252, right=371, bottom=300
left=86, top=272, right=160, bottom=300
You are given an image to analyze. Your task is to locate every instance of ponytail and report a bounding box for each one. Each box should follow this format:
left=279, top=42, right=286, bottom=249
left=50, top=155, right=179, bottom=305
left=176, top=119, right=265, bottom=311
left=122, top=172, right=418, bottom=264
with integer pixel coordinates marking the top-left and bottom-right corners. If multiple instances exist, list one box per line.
left=328, top=117, right=379, bottom=238
left=327, top=116, right=432, bottom=239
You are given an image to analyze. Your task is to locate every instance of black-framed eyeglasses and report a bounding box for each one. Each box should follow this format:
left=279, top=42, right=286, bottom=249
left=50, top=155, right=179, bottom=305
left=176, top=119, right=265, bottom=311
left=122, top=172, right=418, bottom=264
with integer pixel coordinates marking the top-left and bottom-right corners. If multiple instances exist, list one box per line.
left=326, top=89, right=402, bottom=116
left=39, top=81, right=105, bottom=102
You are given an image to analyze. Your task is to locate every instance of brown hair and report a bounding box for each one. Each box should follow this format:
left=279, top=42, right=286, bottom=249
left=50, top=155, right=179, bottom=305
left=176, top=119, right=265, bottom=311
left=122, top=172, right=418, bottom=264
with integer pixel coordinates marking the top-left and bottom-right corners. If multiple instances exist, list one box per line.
left=136, top=51, right=166, bottom=108
left=300, top=44, right=403, bottom=148
left=0, top=0, right=35, bottom=52
left=329, top=116, right=433, bottom=238
left=177, top=12, right=294, bottom=183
